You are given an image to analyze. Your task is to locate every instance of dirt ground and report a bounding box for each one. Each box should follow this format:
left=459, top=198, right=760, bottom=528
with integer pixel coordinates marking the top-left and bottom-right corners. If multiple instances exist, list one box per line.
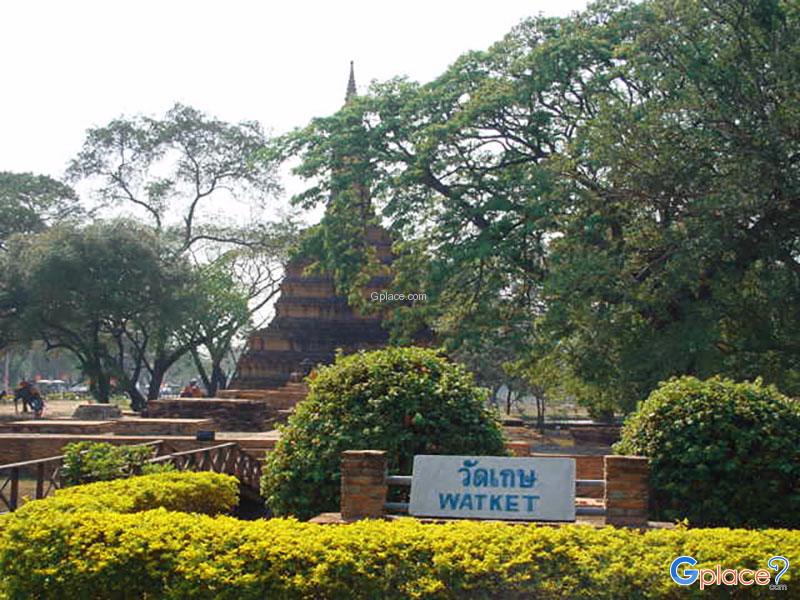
left=503, top=425, right=611, bottom=455
left=0, top=396, right=116, bottom=420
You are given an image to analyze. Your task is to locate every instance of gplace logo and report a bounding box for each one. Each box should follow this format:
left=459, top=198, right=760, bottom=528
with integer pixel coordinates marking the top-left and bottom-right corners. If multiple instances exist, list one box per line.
left=670, top=555, right=790, bottom=591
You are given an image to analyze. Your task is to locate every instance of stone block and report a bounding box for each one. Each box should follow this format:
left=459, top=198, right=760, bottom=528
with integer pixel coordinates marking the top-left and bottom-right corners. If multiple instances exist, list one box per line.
left=144, top=398, right=273, bottom=431
left=72, top=404, right=123, bottom=420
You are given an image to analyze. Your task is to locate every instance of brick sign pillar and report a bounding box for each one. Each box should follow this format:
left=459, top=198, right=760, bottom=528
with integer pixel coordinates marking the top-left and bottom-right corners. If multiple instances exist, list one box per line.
left=604, top=455, right=649, bottom=527
left=340, top=450, right=387, bottom=520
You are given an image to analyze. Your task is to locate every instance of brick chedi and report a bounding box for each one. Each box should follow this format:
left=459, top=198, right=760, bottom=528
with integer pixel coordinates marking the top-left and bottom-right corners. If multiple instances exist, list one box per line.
left=230, top=224, right=395, bottom=389
left=229, top=62, right=408, bottom=390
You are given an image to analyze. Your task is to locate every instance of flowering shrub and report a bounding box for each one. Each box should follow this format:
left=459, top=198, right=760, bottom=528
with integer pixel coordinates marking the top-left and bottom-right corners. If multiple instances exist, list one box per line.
left=14, top=471, right=239, bottom=517
left=0, top=514, right=796, bottom=599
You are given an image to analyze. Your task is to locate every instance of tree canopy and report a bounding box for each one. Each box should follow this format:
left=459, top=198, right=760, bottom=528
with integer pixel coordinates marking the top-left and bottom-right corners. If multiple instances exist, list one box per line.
left=68, top=103, right=282, bottom=250
left=279, top=0, right=800, bottom=413
left=3, top=0, right=798, bottom=413
left=0, top=172, right=83, bottom=250
left=0, top=221, right=193, bottom=403
left=57, top=104, right=297, bottom=401
left=1, top=105, right=297, bottom=402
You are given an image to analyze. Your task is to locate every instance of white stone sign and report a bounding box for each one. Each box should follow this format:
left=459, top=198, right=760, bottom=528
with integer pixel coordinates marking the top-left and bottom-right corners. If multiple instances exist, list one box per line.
left=409, top=455, right=576, bottom=522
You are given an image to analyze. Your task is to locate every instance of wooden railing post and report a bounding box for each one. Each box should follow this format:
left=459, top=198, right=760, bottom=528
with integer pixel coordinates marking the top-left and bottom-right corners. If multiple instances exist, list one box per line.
left=9, top=467, right=19, bottom=511
left=340, top=450, right=387, bottom=521
left=35, top=463, right=45, bottom=499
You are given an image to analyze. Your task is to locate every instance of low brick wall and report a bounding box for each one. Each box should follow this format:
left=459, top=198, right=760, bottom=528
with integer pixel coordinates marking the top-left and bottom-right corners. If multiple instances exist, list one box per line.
left=505, top=441, right=529, bottom=456
left=72, top=404, right=123, bottom=420
left=0, top=421, right=116, bottom=435
left=569, top=425, right=621, bottom=446
left=0, top=418, right=220, bottom=437
left=217, top=391, right=305, bottom=409
left=111, top=418, right=214, bottom=436
left=144, top=399, right=275, bottom=431
left=528, top=453, right=604, bottom=481
left=0, top=433, right=278, bottom=464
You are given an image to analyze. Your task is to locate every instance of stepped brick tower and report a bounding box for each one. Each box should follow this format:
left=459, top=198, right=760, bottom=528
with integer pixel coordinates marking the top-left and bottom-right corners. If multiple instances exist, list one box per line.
left=229, top=63, right=394, bottom=390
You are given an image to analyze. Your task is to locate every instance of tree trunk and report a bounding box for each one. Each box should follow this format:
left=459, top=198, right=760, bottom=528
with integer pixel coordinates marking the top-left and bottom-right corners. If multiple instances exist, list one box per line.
left=94, top=372, right=111, bottom=403
left=209, top=361, right=227, bottom=396
left=192, top=345, right=229, bottom=398
left=146, top=352, right=187, bottom=401
left=536, top=394, right=546, bottom=434
left=147, top=370, right=165, bottom=401
left=146, top=357, right=171, bottom=401
left=127, top=384, right=147, bottom=412
left=506, top=387, right=513, bottom=416
left=191, top=347, right=212, bottom=396
left=123, top=350, right=147, bottom=411
left=489, top=385, right=500, bottom=409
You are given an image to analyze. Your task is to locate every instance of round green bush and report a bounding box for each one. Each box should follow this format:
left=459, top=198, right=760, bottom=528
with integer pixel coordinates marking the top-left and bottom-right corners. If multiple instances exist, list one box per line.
left=615, top=375, right=800, bottom=527
left=261, top=346, right=507, bottom=519
left=14, top=471, right=239, bottom=517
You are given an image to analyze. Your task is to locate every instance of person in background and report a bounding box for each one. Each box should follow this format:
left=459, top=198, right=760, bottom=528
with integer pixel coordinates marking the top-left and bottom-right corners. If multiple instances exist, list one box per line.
left=14, top=379, right=44, bottom=417
left=180, top=379, right=205, bottom=398
left=13, top=379, right=33, bottom=414
left=28, top=387, right=45, bottom=418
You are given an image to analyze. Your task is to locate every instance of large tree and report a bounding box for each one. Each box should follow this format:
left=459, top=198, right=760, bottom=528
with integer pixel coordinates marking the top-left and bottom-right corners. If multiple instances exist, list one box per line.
left=0, top=221, right=199, bottom=404
left=67, top=104, right=297, bottom=395
left=0, top=172, right=83, bottom=250
left=187, top=259, right=253, bottom=397
left=276, top=2, right=634, bottom=399
left=538, top=0, right=800, bottom=408
left=67, top=103, right=281, bottom=249
left=279, top=0, right=800, bottom=413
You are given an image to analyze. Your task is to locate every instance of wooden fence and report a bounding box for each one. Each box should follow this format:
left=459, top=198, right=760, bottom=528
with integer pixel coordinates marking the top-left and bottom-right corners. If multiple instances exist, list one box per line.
left=0, top=440, right=262, bottom=513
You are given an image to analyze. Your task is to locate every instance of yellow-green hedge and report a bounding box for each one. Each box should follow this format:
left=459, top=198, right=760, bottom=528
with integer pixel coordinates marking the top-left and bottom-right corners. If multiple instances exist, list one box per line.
left=0, top=511, right=796, bottom=599
left=12, top=471, right=239, bottom=517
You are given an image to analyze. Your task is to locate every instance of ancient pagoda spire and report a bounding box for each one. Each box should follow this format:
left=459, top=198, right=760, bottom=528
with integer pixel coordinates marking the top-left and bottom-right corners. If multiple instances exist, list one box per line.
left=345, top=60, right=357, bottom=102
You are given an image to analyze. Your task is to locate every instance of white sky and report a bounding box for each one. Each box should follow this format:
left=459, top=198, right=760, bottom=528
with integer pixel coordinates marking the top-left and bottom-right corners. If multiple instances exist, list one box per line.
left=1, top=0, right=588, bottom=199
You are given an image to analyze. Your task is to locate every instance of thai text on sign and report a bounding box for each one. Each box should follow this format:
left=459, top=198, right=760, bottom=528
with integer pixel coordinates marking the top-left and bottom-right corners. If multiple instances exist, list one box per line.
left=408, top=455, right=576, bottom=521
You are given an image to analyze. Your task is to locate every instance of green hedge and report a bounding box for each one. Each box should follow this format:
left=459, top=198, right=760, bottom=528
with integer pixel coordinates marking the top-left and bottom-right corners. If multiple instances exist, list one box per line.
left=60, top=441, right=157, bottom=486
left=615, top=376, right=800, bottom=527
left=0, top=513, right=796, bottom=599
left=263, top=346, right=507, bottom=519
left=12, top=471, right=239, bottom=517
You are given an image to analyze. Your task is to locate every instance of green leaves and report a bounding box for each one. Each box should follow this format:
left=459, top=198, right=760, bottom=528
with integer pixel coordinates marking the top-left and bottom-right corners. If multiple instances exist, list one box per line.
left=615, top=375, right=800, bottom=527
left=274, top=0, right=800, bottom=419
left=67, top=103, right=282, bottom=249
left=3, top=505, right=798, bottom=598
left=0, top=220, right=199, bottom=402
left=60, top=441, right=155, bottom=487
left=0, top=171, right=83, bottom=250
left=261, top=346, right=507, bottom=519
